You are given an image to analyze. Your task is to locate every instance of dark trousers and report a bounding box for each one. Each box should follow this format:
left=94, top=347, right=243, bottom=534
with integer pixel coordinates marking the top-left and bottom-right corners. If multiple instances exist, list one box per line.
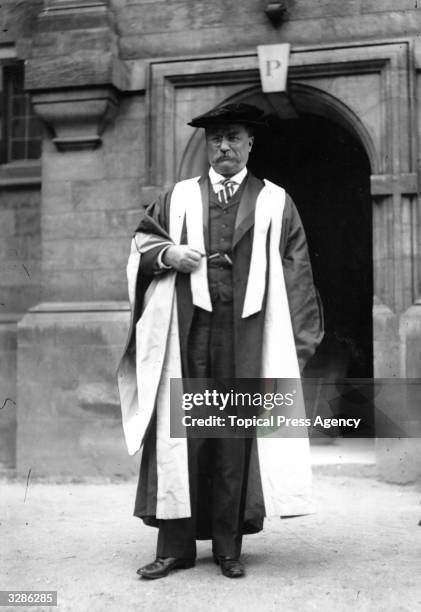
left=156, top=300, right=250, bottom=559
left=157, top=436, right=248, bottom=559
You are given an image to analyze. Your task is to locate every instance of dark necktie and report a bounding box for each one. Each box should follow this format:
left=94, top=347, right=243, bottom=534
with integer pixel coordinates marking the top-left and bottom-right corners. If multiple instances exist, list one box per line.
left=217, top=179, right=236, bottom=205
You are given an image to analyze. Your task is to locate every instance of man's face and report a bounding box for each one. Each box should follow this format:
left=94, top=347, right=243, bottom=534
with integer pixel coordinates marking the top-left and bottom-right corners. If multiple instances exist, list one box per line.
left=205, top=123, right=254, bottom=177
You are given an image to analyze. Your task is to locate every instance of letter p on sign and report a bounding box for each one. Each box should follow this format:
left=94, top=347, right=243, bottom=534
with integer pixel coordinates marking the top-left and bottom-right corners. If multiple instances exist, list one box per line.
left=257, top=44, right=290, bottom=93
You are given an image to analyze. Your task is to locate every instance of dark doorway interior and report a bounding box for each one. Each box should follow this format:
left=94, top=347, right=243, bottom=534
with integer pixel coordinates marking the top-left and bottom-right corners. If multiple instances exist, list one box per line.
left=249, top=113, right=373, bottom=379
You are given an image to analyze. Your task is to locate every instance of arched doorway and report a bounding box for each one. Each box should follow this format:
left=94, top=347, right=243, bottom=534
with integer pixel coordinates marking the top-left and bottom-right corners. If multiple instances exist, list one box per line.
left=179, top=87, right=373, bottom=380
left=249, top=112, right=373, bottom=379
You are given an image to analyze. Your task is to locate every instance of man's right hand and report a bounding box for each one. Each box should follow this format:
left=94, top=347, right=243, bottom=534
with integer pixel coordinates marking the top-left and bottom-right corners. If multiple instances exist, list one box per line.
left=163, top=246, right=203, bottom=273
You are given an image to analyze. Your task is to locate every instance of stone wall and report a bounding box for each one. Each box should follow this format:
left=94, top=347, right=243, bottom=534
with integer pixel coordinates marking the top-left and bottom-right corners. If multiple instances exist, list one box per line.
left=0, top=188, right=41, bottom=472
left=38, top=97, right=150, bottom=302
left=22, top=0, right=421, bottom=304
left=16, top=302, right=137, bottom=479
left=0, top=0, right=41, bottom=49
left=112, top=0, right=421, bottom=59
left=2, top=0, right=421, bottom=478
left=0, top=188, right=42, bottom=313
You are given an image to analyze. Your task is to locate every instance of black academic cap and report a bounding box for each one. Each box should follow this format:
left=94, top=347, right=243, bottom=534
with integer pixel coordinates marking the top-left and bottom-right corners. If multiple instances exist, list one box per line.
left=188, top=103, right=267, bottom=128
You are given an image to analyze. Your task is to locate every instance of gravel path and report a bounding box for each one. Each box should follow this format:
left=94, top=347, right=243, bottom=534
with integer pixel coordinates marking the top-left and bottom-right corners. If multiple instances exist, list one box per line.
left=1, top=474, right=420, bottom=612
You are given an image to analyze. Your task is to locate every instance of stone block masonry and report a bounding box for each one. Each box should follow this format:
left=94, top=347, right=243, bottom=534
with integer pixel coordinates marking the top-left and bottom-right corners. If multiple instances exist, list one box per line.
left=16, top=302, right=136, bottom=478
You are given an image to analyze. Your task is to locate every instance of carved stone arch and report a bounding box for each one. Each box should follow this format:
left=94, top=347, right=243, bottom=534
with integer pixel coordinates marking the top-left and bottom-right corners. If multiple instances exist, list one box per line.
left=179, top=82, right=375, bottom=380
left=178, top=82, right=377, bottom=179
left=287, top=83, right=378, bottom=175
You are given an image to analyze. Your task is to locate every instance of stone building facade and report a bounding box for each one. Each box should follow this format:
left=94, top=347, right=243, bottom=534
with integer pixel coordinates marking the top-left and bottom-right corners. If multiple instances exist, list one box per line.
left=1, top=0, right=421, bottom=480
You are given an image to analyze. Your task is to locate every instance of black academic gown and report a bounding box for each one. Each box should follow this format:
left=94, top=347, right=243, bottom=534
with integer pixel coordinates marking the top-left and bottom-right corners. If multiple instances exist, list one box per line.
left=130, top=171, right=323, bottom=537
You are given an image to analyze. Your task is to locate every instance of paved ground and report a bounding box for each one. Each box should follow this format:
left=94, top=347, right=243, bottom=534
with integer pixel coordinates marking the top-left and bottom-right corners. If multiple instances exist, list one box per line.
left=2, top=469, right=421, bottom=612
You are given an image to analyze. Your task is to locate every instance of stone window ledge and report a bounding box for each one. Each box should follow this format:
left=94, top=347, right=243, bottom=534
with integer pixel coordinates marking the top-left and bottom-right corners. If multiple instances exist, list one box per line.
left=0, top=160, right=41, bottom=188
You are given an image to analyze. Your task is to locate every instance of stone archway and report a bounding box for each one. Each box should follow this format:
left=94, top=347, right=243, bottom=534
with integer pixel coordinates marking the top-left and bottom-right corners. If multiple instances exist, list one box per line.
left=178, top=83, right=378, bottom=178
left=179, top=85, right=374, bottom=380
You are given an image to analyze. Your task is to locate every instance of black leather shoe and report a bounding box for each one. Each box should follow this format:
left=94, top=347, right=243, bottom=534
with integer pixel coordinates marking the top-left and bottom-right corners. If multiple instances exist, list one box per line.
left=137, top=557, right=195, bottom=580
left=214, top=555, right=245, bottom=578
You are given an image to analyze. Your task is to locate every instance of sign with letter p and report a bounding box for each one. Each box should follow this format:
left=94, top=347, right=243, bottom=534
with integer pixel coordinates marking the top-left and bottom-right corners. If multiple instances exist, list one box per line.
left=257, top=44, right=290, bottom=93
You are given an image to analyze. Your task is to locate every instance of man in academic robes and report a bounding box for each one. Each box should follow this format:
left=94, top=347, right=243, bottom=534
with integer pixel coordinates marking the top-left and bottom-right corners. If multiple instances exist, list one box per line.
left=118, top=103, right=323, bottom=579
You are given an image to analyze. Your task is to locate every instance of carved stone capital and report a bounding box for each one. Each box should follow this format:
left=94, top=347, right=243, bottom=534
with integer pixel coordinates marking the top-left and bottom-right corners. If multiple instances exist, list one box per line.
left=32, top=87, right=118, bottom=151
left=25, top=0, right=127, bottom=151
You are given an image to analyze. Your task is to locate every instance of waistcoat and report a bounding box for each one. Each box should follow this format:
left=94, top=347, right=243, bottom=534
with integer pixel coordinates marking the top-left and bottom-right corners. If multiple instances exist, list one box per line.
left=207, top=176, right=247, bottom=303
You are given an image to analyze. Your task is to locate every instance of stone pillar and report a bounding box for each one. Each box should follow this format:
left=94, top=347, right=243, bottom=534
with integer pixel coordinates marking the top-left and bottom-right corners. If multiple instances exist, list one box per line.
left=16, top=302, right=137, bottom=478
left=373, top=301, right=421, bottom=483
left=23, top=0, right=144, bottom=303
left=373, top=299, right=400, bottom=379
left=14, top=0, right=146, bottom=476
left=26, top=0, right=128, bottom=148
left=372, top=170, right=421, bottom=483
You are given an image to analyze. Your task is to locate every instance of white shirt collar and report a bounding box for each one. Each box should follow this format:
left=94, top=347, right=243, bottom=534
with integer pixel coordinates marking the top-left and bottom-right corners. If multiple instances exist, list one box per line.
left=208, top=166, right=248, bottom=185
